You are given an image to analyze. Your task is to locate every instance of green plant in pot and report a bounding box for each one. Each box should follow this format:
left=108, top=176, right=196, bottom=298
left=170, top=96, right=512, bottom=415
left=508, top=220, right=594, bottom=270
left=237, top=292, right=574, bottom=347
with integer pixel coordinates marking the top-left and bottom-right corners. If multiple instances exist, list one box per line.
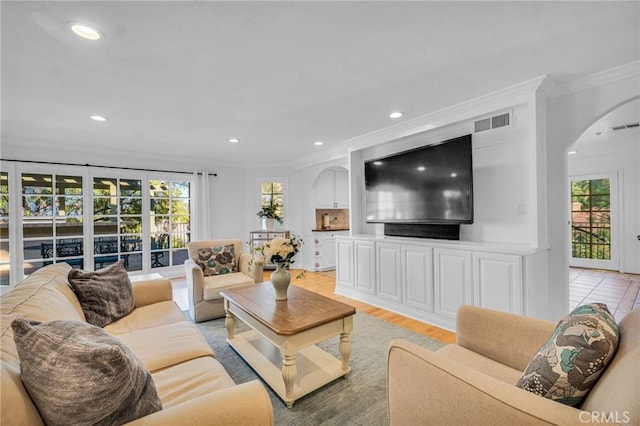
left=257, top=201, right=283, bottom=230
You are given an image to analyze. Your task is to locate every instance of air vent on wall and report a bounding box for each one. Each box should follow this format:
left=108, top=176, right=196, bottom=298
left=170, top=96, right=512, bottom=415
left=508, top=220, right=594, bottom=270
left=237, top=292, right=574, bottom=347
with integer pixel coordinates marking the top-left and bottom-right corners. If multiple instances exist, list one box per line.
left=473, top=112, right=511, bottom=133
left=611, top=122, right=639, bottom=131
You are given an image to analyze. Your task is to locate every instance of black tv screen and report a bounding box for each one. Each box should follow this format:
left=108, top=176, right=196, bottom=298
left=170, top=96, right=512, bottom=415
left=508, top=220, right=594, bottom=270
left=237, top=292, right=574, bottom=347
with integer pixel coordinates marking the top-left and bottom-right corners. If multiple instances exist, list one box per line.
left=365, top=134, right=473, bottom=224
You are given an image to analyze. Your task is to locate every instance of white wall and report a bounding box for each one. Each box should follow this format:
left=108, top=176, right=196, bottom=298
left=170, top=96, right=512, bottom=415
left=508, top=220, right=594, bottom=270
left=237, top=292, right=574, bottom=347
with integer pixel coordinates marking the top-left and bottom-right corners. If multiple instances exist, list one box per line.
left=207, top=165, right=246, bottom=239
left=568, top=131, right=640, bottom=274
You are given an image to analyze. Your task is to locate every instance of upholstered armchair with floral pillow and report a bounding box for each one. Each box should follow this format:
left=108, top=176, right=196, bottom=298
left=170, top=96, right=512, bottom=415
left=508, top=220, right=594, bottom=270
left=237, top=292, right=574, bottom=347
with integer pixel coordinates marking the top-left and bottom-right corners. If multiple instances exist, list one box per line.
left=387, top=304, right=639, bottom=425
left=185, top=239, right=263, bottom=322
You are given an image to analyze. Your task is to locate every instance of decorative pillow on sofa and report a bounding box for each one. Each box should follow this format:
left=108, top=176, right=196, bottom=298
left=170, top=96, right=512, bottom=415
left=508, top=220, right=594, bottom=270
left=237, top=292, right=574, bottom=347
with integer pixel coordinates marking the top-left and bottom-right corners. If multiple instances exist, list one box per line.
left=196, top=244, right=237, bottom=276
left=67, top=260, right=135, bottom=327
left=516, top=303, right=619, bottom=407
left=11, top=317, right=162, bottom=426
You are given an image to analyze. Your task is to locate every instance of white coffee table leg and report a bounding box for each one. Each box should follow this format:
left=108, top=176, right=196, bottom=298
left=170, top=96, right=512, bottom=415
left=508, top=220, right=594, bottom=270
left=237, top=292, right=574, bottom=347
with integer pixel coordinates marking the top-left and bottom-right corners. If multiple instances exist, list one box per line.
left=225, top=310, right=235, bottom=339
left=339, top=332, right=351, bottom=371
left=282, top=353, right=297, bottom=408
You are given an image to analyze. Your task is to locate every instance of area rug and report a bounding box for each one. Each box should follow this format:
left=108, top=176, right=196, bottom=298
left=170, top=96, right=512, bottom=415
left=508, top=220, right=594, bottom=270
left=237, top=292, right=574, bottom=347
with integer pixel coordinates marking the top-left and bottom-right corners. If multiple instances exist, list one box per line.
left=196, top=312, right=445, bottom=426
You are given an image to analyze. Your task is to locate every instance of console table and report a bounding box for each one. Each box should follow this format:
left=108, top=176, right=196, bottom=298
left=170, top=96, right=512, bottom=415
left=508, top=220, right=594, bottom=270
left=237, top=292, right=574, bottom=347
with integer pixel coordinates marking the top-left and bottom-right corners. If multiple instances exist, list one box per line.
left=248, top=230, right=290, bottom=269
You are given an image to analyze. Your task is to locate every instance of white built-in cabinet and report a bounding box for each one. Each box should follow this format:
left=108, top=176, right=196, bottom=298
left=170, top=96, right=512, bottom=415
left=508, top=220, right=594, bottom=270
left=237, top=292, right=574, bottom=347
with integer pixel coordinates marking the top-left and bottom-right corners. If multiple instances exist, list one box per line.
left=336, top=239, right=354, bottom=289
left=335, top=235, right=540, bottom=331
left=315, top=169, right=349, bottom=208
left=354, top=240, right=376, bottom=295
left=376, top=242, right=402, bottom=303
left=402, top=245, right=434, bottom=312
left=433, top=249, right=473, bottom=320
left=312, top=231, right=349, bottom=271
left=472, top=252, right=523, bottom=314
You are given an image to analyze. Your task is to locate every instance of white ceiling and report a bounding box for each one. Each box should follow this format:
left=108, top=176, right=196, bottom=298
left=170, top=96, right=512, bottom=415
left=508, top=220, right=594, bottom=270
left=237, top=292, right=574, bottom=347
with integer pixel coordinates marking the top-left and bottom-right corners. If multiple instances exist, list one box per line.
left=2, top=1, right=639, bottom=169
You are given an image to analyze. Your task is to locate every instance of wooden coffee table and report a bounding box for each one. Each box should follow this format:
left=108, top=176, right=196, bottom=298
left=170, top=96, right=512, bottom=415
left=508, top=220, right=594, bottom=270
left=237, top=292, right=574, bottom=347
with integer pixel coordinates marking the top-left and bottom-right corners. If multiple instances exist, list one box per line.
left=220, top=282, right=355, bottom=408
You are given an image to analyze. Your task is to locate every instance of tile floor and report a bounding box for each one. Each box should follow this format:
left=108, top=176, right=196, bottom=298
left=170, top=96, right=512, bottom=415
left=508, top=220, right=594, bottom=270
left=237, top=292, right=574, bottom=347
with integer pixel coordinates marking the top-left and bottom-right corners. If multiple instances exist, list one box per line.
left=171, top=268, right=640, bottom=323
left=569, top=267, right=640, bottom=322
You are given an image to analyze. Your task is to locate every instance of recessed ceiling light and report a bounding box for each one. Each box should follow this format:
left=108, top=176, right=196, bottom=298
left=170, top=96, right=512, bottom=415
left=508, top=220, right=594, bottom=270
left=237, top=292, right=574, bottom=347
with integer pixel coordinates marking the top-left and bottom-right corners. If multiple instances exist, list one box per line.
left=90, top=115, right=107, bottom=122
left=314, top=141, right=324, bottom=146
left=568, top=150, right=578, bottom=155
left=389, top=112, right=403, bottom=119
left=417, top=166, right=426, bottom=172
left=228, top=138, right=240, bottom=143
left=70, top=23, right=103, bottom=41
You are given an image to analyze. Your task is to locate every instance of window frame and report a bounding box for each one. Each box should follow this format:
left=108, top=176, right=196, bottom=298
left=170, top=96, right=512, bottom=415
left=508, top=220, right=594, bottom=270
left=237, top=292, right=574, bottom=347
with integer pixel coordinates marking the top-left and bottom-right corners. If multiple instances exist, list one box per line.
left=569, top=172, right=620, bottom=271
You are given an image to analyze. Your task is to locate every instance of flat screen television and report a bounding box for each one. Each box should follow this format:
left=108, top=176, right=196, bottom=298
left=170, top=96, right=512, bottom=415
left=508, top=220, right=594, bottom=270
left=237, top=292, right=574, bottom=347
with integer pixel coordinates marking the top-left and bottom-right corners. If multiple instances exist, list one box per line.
left=365, top=134, right=473, bottom=225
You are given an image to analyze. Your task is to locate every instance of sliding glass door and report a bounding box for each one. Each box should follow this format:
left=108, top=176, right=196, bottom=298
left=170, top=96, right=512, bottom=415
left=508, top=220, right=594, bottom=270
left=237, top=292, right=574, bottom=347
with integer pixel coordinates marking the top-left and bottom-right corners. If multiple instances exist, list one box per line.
left=1, top=161, right=193, bottom=286
left=22, top=172, right=85, bottom=276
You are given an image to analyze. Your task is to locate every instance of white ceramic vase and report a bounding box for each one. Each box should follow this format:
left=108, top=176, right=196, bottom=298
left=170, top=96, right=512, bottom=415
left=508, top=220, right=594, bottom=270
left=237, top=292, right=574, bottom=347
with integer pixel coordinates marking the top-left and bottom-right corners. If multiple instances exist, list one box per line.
left=263, top=218, right=275, bottom=232
left=270, top=262, right=291, bottom=300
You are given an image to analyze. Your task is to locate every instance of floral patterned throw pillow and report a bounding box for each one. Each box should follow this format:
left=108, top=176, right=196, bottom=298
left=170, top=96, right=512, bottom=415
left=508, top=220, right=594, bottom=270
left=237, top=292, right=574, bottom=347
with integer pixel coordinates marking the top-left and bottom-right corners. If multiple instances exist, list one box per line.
left=196, top=244, right=237, bottom=276
left=516, top=303, right=619, bottom=407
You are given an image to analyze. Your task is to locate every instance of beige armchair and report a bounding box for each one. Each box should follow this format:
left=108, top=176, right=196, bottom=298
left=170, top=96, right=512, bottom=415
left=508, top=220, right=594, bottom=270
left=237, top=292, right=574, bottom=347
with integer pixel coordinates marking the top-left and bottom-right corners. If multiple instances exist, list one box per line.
left=185, top=239, right=263, bottom=323
left=387, top=305, right=639, bottom=425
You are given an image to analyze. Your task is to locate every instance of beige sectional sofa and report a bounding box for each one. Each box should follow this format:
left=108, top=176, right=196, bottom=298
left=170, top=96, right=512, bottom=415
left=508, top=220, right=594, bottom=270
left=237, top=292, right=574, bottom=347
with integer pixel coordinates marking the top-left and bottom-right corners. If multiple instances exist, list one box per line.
left=1, top=263, right=274, bottom=425
left=388, top=304, right=639, bottom=425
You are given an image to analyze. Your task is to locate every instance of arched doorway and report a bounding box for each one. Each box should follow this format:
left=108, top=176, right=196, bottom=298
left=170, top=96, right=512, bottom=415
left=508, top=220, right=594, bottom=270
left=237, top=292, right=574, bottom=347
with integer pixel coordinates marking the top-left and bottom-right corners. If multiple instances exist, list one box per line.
left=567, top=99, right=639, bottom=273
left=565, top=98, right=640, bottom=321
left=544, top=77, right=639, bottom=321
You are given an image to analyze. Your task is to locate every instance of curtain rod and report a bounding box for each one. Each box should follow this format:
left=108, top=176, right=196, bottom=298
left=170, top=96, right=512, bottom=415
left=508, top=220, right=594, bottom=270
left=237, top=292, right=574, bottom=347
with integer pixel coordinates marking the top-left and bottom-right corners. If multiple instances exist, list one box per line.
left=0, top=158, right=217, bottom=177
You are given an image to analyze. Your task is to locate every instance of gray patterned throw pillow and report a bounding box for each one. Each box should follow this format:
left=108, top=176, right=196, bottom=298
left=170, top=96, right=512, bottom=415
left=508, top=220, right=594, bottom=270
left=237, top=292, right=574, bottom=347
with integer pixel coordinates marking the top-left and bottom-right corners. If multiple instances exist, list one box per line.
left=516, top=303, right=619, bottom=407
left=68, top=260, right=135, bottom=327
left=11, top=318, right=162, bottom=426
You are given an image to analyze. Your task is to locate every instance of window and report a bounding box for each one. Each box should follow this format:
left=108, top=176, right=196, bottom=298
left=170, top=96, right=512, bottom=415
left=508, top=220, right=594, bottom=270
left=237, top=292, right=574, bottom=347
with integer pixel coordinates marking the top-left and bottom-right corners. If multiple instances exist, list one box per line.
left=571, top=178, right=611, bottom=260
left=149, top=180, right=190, bottom=268
left=1, top=172, right=9, bottom=287
left=261, top=181, right=284, bottom=219
left=93, top=177, right=143, bottom=271
left=22, top=173, right=84, bottom=275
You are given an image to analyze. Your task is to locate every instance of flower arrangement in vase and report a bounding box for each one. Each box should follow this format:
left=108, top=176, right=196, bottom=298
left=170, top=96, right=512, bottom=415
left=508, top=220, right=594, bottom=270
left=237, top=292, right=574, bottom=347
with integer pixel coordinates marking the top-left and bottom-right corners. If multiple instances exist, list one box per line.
left=257, top=235, right=303, bottom=300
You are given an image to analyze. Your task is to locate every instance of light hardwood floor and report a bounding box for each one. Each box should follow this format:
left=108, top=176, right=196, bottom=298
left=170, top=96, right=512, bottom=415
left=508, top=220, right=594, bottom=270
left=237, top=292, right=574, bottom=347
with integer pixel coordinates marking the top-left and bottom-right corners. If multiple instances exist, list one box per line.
left=172, top=267, right=640, bottom=345
left=171, top=269, right=457, bottom=344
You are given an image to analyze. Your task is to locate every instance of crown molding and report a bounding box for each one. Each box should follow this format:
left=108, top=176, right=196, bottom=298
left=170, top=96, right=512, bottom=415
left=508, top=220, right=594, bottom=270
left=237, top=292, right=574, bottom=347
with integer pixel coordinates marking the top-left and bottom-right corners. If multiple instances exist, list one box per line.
left=550, top=60, right=640, bottom=98
left=339, top=75, right=547, bottom=154
left=294, top=76, right=548, bottom=168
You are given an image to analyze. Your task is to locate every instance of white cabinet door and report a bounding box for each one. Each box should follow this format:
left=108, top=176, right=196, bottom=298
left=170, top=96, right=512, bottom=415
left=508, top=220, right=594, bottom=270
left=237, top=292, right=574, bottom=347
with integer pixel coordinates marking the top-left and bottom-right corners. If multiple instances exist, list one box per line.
left=315, top=170, right=335, bottom=208
left=354, top=240, right=376, bottom=295
left=434, top=248, right=472, bottom=320
left=336, top=239, right=353, bottom=289
left=334, top=170, right=349, bottom=208
left=322, top=237, right=337, bottom=270
left=376, top=242, right=402, bottom=302
left=402, top=245, right=434, bottom=312
left=473, top=252, right=523, bottom=314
